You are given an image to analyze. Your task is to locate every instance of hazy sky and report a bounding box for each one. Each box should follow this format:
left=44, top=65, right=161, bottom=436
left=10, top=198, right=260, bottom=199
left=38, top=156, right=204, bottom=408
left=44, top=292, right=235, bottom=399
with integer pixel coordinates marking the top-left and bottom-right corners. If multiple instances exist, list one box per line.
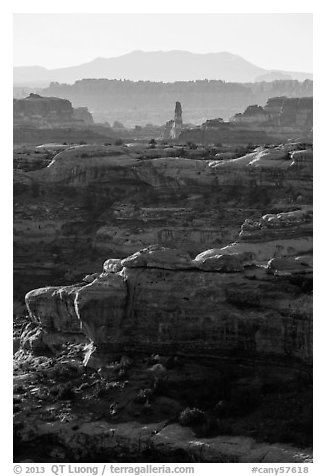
left=14, top=13, right=313, bottom=72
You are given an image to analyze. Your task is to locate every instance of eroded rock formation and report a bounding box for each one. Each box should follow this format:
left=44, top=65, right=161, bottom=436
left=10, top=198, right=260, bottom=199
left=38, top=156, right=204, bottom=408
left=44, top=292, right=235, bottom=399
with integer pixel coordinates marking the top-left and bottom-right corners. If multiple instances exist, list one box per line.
left=14, top=140, right=313, bottom=463
left=179, top=96, right=313, bottom=145
left=163, top=101, right=184, bottom=140
left=13, top=141, right=313, bottom=305
left=22, top=207, right=312, bottom=381
left=232, top=97, right=313, bottom=129
left=13, top=93, right=94, bottom=128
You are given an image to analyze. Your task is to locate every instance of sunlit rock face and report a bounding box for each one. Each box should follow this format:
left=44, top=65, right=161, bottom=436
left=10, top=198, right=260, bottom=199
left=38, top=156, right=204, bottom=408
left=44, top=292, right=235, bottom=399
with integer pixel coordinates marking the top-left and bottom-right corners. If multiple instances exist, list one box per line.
left=14, top=142, right=312, bottom=305
left=170, top=101, right=183, bottom=139
left=23, top=208, right=312, bottom=380
left=22, top=284, right=85, bottom=353
left=163, top=101, right=184, bottom=140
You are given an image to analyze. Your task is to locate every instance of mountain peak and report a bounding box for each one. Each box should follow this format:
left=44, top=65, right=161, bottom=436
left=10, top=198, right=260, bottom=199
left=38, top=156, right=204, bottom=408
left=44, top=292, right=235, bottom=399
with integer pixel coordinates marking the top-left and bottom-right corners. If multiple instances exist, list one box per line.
left=13, top=50, right=313, bottom=85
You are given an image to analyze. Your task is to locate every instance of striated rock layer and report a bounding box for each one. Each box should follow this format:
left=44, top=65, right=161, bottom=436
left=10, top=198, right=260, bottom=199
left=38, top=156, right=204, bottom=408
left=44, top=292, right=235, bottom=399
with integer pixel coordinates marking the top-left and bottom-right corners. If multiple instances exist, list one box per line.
left=14, top=142, right=312, bottom=304
left=23, top=208, right=312, bottom=381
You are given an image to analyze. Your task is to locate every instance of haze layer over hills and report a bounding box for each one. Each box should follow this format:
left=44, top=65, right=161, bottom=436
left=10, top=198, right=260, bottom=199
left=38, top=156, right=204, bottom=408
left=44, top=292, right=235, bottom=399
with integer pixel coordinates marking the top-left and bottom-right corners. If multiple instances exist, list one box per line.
left=33, top=78, right=312, bottom=126
left=14, top=50, right=313, bottom=85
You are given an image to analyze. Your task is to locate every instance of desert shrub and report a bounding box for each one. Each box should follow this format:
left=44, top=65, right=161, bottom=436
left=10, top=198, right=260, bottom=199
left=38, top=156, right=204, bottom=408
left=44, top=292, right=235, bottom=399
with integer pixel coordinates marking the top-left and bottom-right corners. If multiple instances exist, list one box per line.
left=179, top=407, right=207, bottom=426
left=94, top=382, right=112, bottom=398
left=134, top=388, right=154, bottom=404
left=187, top=141, right=197, bottom=150
left=13, top=385, right=27, bottom=395
left=203, top=148, right=214, bottom=158
left=178, top=147, right=187, bottom=158
left=195, top=415, right=233, bottom=438
left=114, top=138, right=124, bottom=146
left=113, top=121, right=125, bottom=129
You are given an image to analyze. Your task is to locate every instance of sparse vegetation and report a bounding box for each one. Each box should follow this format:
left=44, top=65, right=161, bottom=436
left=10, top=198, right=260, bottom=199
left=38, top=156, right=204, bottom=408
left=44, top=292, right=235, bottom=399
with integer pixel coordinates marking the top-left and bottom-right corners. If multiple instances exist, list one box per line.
left=179, top=407, right=207, bottom=426
left=186, top=141, right=197, bottom=150
left=113, top=121, right=125, bottom=129
left=149, top=138, right=157, bottom=149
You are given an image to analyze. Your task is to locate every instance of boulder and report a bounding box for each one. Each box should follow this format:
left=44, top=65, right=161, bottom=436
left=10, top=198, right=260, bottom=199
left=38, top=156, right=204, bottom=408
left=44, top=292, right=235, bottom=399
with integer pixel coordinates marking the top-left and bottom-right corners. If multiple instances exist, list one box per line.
left=103, top=258, right=123, bottom=273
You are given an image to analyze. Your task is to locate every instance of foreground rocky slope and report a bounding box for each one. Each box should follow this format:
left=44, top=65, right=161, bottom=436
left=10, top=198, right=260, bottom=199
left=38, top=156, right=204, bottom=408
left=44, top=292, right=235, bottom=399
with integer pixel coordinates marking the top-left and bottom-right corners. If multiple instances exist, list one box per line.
left=14, top=142, right=312, bottom=306
left=14, top=342, right=312, bottom=463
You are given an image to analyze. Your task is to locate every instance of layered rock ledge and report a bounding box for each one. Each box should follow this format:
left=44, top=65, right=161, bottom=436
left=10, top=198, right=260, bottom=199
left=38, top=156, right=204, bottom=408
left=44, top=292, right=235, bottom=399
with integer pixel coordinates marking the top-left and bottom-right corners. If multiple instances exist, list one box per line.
left=14, top=142, right=312, bottom=304
left=22, top=208, right=312, bottom=381
left=16, top=204, right=312, bottom=464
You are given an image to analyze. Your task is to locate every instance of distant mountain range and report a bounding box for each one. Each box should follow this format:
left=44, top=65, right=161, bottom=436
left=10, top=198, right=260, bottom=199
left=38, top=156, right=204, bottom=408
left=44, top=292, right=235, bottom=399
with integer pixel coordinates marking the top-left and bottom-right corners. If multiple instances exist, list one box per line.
left=14, top=50, right=312, bottom=85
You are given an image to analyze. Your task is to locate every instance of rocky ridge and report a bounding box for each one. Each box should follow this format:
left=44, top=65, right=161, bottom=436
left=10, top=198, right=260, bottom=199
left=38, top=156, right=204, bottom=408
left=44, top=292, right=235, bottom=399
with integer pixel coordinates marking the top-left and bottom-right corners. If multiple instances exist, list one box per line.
left=232, top=97, right=313, bottom=129
left=38, top=78, right=313, bottom=126
left=179, top=96, right=313, bottom=145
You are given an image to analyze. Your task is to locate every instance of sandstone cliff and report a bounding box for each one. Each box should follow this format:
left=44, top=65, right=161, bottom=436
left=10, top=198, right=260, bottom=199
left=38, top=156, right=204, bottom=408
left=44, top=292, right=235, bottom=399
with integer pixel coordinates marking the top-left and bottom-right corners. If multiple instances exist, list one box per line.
left=15, top=208, right=313, bottom=462
left=14, top=142, right=313, bottom=463
left=13, top=142, right=312, bottom=305
left=22, top=206, right=312, bottom=380
left=13, top=93, right=94, bottom=129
